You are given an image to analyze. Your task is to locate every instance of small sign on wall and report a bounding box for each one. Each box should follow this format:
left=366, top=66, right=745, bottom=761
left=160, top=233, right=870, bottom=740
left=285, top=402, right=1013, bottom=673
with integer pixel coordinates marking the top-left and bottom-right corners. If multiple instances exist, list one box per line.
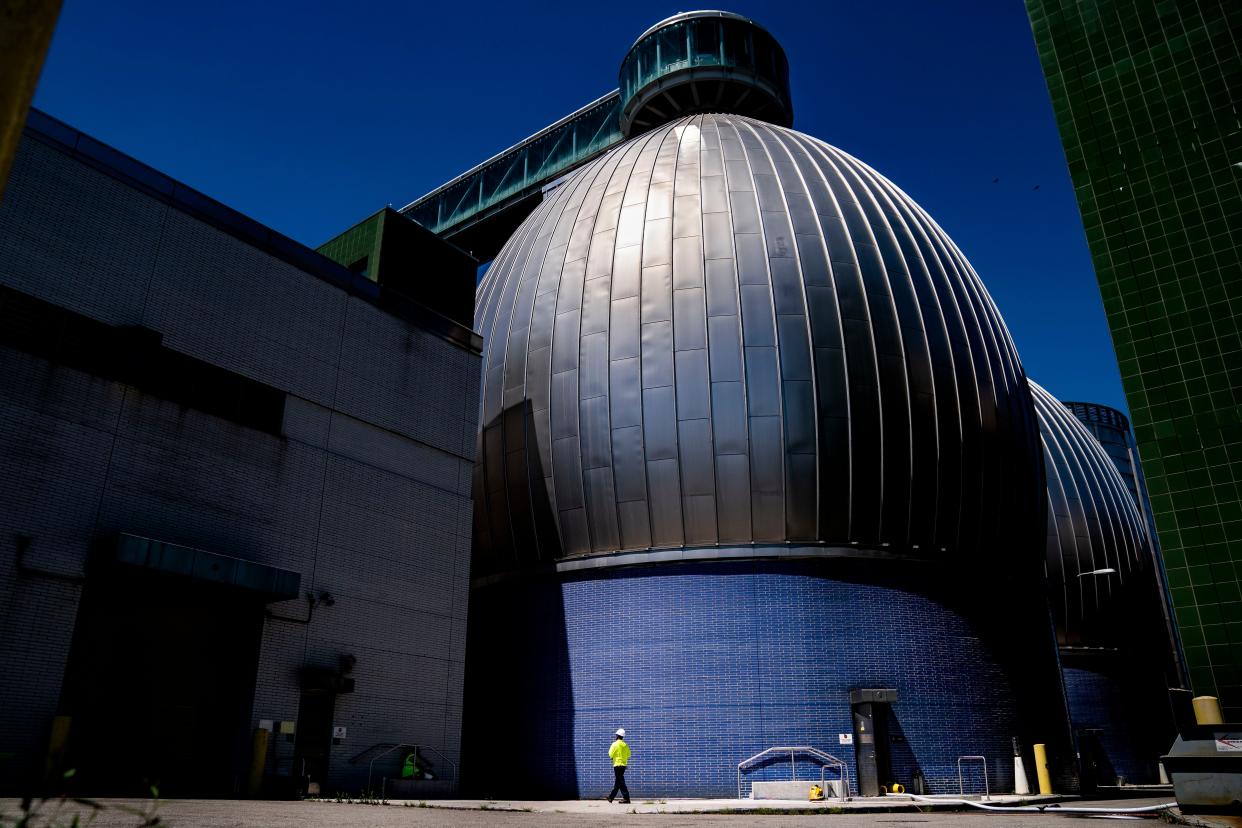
left=839, top=733, right=853, bottom=745
left=332, top=726, right=347, bottom=745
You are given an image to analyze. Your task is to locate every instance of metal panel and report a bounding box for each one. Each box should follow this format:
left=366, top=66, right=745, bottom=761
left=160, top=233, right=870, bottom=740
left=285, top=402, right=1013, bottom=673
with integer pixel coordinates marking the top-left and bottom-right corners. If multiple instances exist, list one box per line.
left=715, top=452, right=752, bottom=541
left=579, top=332, right=609, bottom=399
left=552, top=435, right=584, bottom=509
left=612, top=424, right=648, bottom=502
left=682, top=494, right=718, bottom=545
left=744, top=346, right=780, bottom=417
left=609, top=356, right=643, bottom=428
left=707, top=316, right=743, bottom=382
left=674, top=349, right=710, bottom=420
left=647, top=457, right=685, bottom=547
left=642, top=384, right=678, bottom=461
left=549, top=369, right=579, bottom=441
left=740, top=285, right=776, bottom=347
left=678, top=418, right=715, bottom=495
left=735, top=234, right=768, bottom=285
left=617, top=498, right=653, bottom=550
left=579, top=395, right=612, bottom=470
left=641, top=320, right=675, bottom=388
left=711, top=381, right=748, bottom=455
left=584, top=465, right=620, bottom=551
left=641, top=264, right=673, bottom=323
left=672, top=235, right=705, bottom=288
left=673, top=288, right=707, bottom=350
left=609, top=296, right=641, bottom=361
left=705, top=259, right=739, bottom=317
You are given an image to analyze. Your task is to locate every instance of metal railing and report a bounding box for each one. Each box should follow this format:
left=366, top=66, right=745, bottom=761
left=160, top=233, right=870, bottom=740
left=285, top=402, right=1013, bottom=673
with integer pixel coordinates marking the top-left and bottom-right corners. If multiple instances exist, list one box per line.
left=957, top=755, right=990, bottom=799
left=350, top=742, right=458, bottom=794
left=737, top=746, right=850, bottom=800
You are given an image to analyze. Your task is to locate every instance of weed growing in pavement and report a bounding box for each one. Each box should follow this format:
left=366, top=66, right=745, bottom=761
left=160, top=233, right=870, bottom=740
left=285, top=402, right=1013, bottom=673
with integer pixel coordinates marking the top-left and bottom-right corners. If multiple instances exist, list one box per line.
left=0, top=771, right=166, bottom=827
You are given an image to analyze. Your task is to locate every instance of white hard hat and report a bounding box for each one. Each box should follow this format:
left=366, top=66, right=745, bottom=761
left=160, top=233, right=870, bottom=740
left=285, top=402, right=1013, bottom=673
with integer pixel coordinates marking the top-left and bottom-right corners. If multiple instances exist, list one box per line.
left=615, top=728, right=626, bottom=737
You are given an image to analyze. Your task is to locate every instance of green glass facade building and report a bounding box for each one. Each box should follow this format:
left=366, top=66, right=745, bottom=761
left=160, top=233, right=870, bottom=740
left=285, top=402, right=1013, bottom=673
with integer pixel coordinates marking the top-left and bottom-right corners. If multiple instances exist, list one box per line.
left=1026, top=0, right=1242, bottom=713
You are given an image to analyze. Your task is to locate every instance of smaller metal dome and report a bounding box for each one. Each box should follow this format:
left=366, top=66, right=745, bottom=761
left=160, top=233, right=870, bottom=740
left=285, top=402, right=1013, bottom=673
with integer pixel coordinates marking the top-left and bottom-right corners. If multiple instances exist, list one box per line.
left=1032, top=381, right=1152, bottom=646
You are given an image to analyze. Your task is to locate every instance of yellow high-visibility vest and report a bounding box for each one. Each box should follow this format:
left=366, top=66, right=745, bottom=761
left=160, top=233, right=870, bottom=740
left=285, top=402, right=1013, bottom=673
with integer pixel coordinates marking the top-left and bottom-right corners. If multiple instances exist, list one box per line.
left=609, top=739, right=631, bottom=767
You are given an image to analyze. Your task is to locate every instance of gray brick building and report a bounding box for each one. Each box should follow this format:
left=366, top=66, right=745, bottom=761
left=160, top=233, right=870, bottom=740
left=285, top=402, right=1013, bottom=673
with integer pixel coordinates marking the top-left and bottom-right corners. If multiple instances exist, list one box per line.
left=0, top=110, right=481, bottom=797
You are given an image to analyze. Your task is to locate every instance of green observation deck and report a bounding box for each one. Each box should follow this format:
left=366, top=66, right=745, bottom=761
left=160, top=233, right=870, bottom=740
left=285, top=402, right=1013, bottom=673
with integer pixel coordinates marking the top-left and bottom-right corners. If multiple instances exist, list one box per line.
left=382, top=10, right=793, bottom=264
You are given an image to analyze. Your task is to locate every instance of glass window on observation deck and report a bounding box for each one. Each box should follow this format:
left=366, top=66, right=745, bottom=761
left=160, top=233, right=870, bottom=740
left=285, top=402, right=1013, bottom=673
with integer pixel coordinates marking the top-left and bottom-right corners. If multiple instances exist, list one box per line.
left=690, top=18, right=721, bottom=67
left=656, top=21, right=688, bottom=76
left=721, top=21, right=754, bottom=74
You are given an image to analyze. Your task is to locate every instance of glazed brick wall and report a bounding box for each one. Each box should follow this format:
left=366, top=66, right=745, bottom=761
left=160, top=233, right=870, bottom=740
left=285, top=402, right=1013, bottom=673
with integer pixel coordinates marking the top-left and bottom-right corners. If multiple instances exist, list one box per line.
left=465, top=559, right=1064, bottom=799
left=1061, top=664, right=1160, bottom=785
left=0, top=129, right=479, bottom=793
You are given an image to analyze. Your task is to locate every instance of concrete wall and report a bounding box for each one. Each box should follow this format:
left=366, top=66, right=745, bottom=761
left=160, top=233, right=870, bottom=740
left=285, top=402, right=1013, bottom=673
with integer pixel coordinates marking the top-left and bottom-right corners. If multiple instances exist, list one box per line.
left=0, top=120, right=479, bottom=793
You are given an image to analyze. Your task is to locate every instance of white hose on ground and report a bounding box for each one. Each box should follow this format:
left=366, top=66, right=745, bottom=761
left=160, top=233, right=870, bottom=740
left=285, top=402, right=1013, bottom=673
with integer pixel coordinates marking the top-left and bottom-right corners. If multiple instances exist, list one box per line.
left=901, top=794, right=1178, bottom=814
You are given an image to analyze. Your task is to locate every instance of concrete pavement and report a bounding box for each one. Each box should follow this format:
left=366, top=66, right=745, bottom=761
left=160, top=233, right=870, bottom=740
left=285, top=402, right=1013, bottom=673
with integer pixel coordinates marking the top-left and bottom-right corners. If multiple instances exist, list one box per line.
left=0, top=794, right=1190, bottom=827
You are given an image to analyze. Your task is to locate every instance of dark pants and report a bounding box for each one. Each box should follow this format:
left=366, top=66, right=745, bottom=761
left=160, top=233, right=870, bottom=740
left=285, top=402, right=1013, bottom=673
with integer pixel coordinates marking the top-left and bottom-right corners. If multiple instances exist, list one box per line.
left=608, top=765, right=630, bottom=802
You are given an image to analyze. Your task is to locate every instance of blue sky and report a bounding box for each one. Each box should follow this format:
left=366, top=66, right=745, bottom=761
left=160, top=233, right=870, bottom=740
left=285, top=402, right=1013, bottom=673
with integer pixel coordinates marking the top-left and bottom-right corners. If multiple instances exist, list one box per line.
left=31, top=0, right=1128, bottom=412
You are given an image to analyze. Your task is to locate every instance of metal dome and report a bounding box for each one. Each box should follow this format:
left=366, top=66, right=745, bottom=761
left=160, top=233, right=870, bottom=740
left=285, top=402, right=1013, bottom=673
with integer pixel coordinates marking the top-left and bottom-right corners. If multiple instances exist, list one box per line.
left=1031, top=381, right=1151, bottom=645
left=473, top=114, right=1043, bottom=577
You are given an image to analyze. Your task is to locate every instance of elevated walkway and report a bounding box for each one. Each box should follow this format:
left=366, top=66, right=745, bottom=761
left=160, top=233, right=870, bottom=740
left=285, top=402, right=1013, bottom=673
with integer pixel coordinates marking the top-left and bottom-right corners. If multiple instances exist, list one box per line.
left=400, top=92, right=623, bottom=260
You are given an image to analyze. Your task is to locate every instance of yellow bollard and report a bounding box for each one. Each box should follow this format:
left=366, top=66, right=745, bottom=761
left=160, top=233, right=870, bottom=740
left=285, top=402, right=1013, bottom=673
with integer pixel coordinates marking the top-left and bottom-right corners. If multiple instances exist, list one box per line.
left=247, top=727, right=270, bottom=797
left=44, top=715, right=71, bottom=783
left=1033, top=743, right=1052, bottom=794
left=1193, top=696, right=1224, bottom=725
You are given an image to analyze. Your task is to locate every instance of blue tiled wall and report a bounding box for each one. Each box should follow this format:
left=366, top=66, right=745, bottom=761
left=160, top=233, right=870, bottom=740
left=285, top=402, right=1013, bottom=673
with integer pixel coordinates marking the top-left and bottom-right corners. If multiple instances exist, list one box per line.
left=1062, top=664, right=1162, bottom=785
left=464, top=559, right=1065, bottom=799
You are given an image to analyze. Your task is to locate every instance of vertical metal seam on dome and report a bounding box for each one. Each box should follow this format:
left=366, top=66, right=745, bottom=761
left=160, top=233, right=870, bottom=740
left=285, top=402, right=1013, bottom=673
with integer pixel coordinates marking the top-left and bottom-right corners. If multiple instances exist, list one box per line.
left=478, top=193, right=554, bottom=567
left=944, top=232, right=1035, bottom=553
left=586, top=135, right=658, bottom=551
left=848, top=162, right=970, bottom=552
left=1038, top=406, right=1075, bottom=637
left=553, top=139, right=632, bottom=554
left=778, top=130, right=854, bottom=540
left=740, top=117, right=822, bottom=540
left=725, top=116, right=789, bottom=541
left=845, top=157, right=950, bottom=549
left=1039, top=383, right=1147, bottom=587
left=705, top=114, right=754, bottom=542
left=525, top=142, right=632, bottom=562
left=484, top=191, right=563, bottom=563
left=824, top=147, right=932, bottom=547
left=506, top=176, right=582, bottom=563
left=495, top=166, right=597, bottom=564
left=1054, top=396, right=1131, bottom=589
left=584, top=129, right=665, bottom=553
left=695, top=114, right=725, bottom=543
left=920, top=211, right=1028, bottom=552
left=669, top=115, right=719, bottom=546
left=626, top=122, right=686, bottom=550
left=549, top=137, right=647, bottom=557
left=888, top=188, right=989, bottom=552
left=799, top=140, right=889, bottom=542
left=1032, top=381, right=1155, bottom=645
left=1037, top=391, right=1106, bottom=627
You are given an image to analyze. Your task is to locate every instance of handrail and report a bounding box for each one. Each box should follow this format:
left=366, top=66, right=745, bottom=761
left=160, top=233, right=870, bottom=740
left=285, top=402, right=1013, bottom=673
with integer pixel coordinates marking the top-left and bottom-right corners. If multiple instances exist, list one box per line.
left=737, top=746, right=850, bottom=800
left=957, top=755, right=990, bottom=800
left=354, top=742, right=458, bottom=793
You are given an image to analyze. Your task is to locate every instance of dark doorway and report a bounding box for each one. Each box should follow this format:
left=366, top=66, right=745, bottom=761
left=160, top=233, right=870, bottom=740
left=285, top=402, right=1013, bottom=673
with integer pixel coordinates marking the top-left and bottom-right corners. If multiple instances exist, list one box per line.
left=293, top=689, right=336, bottom=795
left=60, top=569, right=265, bottom=796
left=850, top=688, right=898, bottom=797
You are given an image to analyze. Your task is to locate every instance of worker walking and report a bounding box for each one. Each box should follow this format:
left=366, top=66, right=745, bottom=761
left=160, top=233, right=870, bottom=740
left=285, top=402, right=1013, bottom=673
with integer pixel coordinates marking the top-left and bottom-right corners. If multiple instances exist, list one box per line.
left=607, top=728, right=631, bottom=804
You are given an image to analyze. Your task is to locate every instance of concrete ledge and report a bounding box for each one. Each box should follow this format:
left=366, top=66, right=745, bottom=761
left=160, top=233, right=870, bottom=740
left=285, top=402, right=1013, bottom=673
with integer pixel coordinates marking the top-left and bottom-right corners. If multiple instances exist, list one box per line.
left=751, top=779, right=844, bottom=799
